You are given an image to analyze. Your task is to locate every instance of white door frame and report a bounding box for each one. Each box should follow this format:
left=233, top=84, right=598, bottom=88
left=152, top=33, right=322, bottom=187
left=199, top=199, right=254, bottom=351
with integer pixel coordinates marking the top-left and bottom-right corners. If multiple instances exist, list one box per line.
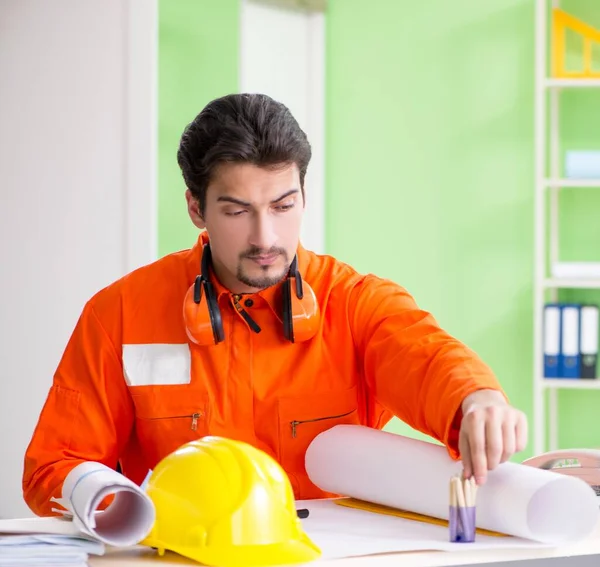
left=125, top=0, right=159, bottom=271
left=239, top=0, right=326, bottom=255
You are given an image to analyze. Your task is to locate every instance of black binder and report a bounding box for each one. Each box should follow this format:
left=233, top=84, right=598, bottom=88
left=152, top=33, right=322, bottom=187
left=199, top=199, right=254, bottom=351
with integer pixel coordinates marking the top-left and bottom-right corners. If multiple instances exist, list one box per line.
left=580, top=304, right=599, bottom=379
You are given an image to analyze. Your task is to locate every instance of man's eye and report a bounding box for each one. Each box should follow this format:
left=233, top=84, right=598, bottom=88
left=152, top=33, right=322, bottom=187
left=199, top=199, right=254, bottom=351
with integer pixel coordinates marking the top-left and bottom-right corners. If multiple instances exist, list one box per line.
left=275, top=203, right=294, bottom=212
left=225, top=210, right=246, bottom=216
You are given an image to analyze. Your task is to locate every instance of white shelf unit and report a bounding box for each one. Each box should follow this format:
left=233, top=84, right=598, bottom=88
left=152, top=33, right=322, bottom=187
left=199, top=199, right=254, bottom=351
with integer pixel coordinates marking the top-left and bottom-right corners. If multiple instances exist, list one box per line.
left=533, top=0, right=600, bottom=456
left=543, top=379, right=600, bottom=390
left=545, top=78, right=600, bottom=88
left=545, top=179, right=600, bottom=188
left=544, top=279, right=600, bottom=289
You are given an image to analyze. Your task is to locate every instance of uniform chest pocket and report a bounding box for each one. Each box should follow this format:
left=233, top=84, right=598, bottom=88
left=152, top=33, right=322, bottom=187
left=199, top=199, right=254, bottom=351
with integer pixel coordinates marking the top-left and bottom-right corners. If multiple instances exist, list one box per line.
left=130, top=385, right=210, bottom=469
left=277, top=385, right=360, bottom=483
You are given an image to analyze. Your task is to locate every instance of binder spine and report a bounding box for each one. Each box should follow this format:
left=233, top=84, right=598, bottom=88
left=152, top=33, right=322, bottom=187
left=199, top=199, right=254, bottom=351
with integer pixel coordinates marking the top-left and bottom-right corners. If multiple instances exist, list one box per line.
left=580, top=304, right=599, bottom=380
left=543, top=304, right=560, bottom=378
left=581, top=353, right=598, bottom=379
left=560, top=304, right=581, bottom=379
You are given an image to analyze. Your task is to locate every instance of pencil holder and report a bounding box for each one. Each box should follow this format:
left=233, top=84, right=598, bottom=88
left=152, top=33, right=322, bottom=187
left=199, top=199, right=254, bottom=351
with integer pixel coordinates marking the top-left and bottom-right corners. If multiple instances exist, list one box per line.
left=449, top=505, right=476, bottom=543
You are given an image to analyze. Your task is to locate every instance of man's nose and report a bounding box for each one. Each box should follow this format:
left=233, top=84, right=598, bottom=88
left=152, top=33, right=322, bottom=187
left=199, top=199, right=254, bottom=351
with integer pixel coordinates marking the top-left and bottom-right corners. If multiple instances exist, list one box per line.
left=249, top=213, right=277, bottom=251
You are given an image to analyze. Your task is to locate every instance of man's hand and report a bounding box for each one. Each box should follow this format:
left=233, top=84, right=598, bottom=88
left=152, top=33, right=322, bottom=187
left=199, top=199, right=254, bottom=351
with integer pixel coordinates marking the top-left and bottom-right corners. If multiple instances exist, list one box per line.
left=458, top=389, right=528, bottom=485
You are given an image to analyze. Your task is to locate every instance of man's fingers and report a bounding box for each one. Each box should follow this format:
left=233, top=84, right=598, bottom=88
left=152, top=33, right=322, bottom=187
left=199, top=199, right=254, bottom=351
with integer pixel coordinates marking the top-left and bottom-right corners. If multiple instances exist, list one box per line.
left=465, top=409, right=487, bottom=484
left=459, top=434, right=472, bottom=480
left=515, top=411, right=528, bottom=453
left=500, top=413, right=516, bottom=463
left=484, top=406, right=504, bottom=470
left=460, top=403, right=530, bottom=484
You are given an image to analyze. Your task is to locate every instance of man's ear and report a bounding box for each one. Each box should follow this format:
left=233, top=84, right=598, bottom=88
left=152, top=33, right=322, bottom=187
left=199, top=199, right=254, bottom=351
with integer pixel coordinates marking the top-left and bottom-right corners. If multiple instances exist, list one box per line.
left=186, top=190, right=206, bottom=229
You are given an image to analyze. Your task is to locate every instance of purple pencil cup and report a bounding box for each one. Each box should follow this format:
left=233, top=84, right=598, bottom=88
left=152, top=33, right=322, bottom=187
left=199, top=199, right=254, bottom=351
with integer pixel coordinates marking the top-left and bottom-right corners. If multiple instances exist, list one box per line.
left=449, top=505, right=476, bottom=543
left=449, top=506, right=459, bottom=542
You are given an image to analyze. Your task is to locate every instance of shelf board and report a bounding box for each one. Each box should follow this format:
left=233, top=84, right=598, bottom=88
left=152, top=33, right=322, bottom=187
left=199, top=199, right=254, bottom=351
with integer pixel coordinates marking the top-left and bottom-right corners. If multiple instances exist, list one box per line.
left=545, top=178, right=600, bottom=188
left=545, top=78, right=600, bottom=88
left=543, top=379, right=600, bottom=389
left=544, top=278, right=600, bottom=289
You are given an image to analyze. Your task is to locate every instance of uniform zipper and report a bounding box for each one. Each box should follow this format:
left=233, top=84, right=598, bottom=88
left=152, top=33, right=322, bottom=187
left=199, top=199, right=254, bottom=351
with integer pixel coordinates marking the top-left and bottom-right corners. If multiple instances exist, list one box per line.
left=290, top=409, right=354, bottom=438
left=147, top=411, right=203, bottom=430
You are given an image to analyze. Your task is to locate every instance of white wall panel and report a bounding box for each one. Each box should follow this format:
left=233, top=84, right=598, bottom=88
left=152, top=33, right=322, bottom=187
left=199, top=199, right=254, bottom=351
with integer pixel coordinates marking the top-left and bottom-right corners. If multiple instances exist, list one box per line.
left=0, top=0, right=157, bottom=517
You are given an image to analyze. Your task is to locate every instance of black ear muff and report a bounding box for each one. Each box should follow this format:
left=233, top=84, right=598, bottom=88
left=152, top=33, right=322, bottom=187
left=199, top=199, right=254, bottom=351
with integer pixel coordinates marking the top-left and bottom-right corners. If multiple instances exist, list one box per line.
left=295, top=272, right=304, bottom=299
left=184, top=243, right=228, bottom=345
left=201, top=245, right=224, bottom=344
left=282, top=277, right=294, bottom=343
left=193, top=276, right=203, bottom=303
left=280, top=254, right=319, bottom=344
left=204, top=279, right=224, bottom=343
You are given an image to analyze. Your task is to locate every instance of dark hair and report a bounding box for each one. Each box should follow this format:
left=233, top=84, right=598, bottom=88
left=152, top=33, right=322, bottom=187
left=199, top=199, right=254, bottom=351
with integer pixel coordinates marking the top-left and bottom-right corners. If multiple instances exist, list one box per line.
left=177, top=93, right=312, bottom=215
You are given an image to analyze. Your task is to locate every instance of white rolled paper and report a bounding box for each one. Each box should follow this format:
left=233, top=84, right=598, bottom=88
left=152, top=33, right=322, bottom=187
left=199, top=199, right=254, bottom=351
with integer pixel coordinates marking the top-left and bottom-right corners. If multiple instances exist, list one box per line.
left=305, top=425, right=599, bottom=544
left=60, top=462, right=155, bottom=547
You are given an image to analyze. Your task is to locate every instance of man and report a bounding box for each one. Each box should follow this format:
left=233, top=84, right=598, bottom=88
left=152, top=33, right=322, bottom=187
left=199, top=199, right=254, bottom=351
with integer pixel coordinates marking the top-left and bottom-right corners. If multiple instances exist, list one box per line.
left=23, top=93, right=527, bottom=516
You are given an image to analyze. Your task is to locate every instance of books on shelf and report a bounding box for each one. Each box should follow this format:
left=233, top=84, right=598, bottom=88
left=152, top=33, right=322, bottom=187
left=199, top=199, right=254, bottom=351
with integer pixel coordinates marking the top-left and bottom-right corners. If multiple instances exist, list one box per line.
left=544, top=303, right=599, bottom=379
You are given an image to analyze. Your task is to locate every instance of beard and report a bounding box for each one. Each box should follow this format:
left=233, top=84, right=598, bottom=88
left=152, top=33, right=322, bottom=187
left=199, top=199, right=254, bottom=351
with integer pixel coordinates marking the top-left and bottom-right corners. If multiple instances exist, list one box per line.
left=236, top=246, right=289, bottom=289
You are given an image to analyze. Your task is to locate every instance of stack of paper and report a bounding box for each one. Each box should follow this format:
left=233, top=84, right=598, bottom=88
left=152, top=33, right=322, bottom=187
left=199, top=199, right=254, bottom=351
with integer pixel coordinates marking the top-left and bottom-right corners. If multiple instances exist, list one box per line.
left=0, top=518, right=104, bottom=566
left=0, top=462, right=155, bottom=565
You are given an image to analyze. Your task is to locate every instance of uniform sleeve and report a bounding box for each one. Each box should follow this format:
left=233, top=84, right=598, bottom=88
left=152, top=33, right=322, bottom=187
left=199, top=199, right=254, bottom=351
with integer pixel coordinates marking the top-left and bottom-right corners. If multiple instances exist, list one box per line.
left=348, top=275, right=506, bottom=458
left=22, top=301, right=134, bottom=516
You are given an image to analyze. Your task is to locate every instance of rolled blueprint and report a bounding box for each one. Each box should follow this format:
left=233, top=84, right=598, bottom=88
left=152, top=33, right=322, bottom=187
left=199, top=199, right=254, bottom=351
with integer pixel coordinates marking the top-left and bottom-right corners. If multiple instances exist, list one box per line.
left=53, top=462, right=155, bottom=547
left=305, top=425, right=599, bottom=544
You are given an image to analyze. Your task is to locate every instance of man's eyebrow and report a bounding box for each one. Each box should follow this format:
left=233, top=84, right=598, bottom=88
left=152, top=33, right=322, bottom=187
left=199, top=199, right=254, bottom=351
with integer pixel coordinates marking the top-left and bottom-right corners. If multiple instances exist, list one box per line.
left=216, top=189, right=299, bottom=207
left=216, top=196, right=251, bottom=206
left=271, top=189, right=299, bottom=203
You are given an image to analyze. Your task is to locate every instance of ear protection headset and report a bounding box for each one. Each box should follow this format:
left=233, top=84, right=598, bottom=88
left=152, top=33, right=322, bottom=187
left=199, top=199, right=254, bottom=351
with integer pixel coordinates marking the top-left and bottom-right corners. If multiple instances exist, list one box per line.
left=183, top=244, right=320, bottom=345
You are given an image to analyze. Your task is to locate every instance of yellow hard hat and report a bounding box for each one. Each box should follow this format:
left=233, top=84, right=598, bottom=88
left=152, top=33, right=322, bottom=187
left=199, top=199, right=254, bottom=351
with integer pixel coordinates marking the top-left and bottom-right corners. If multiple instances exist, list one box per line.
left=140, top=436, right=321, bottom=567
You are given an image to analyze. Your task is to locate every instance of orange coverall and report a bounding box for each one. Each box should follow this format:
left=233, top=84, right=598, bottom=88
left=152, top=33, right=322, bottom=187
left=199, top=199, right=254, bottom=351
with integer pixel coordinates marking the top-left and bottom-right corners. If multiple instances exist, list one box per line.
left=23, top=232, right=503, bottom=516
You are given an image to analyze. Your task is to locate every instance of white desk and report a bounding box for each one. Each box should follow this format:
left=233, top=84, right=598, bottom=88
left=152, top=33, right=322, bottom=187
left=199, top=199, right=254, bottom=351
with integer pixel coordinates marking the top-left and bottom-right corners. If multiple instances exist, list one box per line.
left=90, top=524, right=600, bottom=567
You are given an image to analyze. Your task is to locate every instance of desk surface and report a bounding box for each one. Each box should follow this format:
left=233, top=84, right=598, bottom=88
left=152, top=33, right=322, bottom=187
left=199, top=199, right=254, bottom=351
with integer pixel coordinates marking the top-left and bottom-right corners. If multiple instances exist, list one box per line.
left=90, top=525, right=600, bottom=567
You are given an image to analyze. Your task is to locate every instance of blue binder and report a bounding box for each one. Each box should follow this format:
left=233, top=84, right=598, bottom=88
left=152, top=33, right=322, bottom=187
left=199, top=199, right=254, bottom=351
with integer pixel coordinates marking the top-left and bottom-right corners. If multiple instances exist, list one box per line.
left=543, top=303, right=560, bottom=378
left=559, top=303, right=581, bottom=379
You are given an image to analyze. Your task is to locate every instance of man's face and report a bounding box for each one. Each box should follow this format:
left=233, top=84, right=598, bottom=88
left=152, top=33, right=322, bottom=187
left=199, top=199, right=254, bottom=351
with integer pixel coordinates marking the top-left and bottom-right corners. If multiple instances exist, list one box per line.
left=187, top=162, right=304, bottom=293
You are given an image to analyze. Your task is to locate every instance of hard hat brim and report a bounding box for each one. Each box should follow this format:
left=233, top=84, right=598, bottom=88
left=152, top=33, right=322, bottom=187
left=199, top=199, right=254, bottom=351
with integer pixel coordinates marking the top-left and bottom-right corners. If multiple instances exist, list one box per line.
left=153, top=532, right=321, bottom=567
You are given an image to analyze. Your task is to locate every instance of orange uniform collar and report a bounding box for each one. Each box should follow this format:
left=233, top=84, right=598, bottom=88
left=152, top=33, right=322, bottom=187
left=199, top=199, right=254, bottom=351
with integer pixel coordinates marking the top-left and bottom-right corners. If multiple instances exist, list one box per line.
left=185, top=231, right=309, bottom=320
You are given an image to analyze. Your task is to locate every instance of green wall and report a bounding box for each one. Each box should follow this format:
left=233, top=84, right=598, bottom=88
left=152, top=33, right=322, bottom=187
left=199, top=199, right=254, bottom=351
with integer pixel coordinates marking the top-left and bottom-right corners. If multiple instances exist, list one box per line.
left=158, top=0, right=239, bottom=257
left=326, top=0, right=600, bottom=455
left=326, top=0, right=534, bottom=448
left=158, top=1, right=600, bottom=457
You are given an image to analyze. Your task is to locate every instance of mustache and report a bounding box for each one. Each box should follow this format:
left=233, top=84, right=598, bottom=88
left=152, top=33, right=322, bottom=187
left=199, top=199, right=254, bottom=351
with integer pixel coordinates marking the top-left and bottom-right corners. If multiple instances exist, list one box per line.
left=241, top=246, right=287, bottom=259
